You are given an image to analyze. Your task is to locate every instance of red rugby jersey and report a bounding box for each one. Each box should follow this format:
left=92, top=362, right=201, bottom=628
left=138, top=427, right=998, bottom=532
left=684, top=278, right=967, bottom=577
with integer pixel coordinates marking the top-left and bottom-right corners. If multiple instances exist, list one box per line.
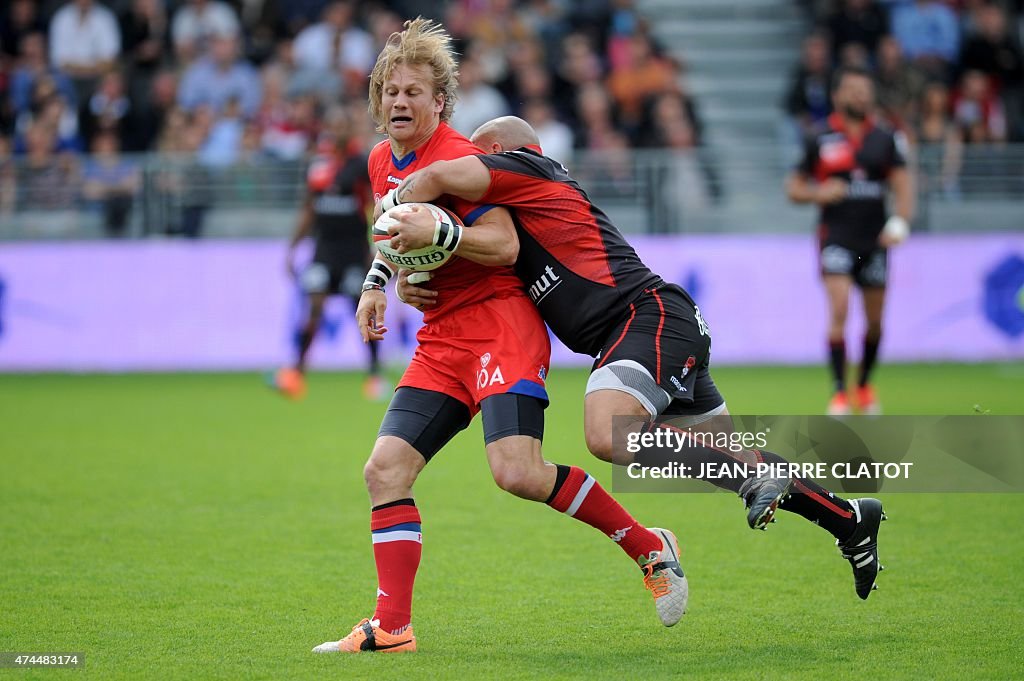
left=368, top=123, right=524, bottom=322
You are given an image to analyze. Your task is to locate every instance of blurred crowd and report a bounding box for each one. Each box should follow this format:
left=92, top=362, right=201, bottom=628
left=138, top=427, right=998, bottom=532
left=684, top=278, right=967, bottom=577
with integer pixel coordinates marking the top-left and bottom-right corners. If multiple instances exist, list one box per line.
left=787, top=0, right=1024, bottom=145
left=0, top=0, right=704, bottom=234
left=8, top=0, right=1018, bottom=235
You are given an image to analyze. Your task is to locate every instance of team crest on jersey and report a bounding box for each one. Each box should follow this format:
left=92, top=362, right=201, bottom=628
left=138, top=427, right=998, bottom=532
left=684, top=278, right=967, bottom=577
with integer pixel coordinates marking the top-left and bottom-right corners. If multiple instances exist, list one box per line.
left=480, top=352, right=491, bottom=368
left=820, top=139, right=855, bottom=173
left=680, top=355, right=696, bottom=379
left=538, top=365, right=547, bottom=381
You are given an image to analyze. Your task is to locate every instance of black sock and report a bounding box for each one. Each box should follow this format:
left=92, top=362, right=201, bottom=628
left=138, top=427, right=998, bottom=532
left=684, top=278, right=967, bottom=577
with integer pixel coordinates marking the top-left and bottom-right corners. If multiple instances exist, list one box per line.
left=634, top=424, right=858, bottom=540
left=858, top=334, right=880, bottom=387
left=371, top=498, right=416, bottom=511
left=294, top=325, right=315, bottom=372
left=368, top=335, right=380, bottom=375
left=829, top=340, right=846, bottom=393
left=634, top=423, right=750, bottom=495
left=544, top=463, right=572, bottom=503
left=754, top=450, right=857, bottom=540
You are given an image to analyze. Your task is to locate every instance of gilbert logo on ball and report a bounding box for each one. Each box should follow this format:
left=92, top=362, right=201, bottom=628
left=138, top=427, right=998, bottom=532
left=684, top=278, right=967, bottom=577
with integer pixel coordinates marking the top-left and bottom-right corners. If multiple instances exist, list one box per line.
left=372, top=203, right=463, bottom=271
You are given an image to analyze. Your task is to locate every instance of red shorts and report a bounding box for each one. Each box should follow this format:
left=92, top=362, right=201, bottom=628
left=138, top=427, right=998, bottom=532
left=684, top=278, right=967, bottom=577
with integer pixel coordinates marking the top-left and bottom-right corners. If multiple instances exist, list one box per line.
left=398, top=293, right=551, bottom=414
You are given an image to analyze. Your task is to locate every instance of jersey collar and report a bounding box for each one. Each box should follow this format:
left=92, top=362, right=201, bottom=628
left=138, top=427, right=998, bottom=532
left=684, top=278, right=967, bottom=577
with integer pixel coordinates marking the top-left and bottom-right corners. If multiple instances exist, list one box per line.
left=828, top=112, right=875, bottom=139
left=391, top=149, right=416, bottom=170
left=390, top=121, right=453, bottom=170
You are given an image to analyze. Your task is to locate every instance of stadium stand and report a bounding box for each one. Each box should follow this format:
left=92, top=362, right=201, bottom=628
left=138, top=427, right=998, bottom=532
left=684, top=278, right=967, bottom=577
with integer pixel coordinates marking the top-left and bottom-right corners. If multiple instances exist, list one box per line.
left=0, top=0, right=1020, bottom=238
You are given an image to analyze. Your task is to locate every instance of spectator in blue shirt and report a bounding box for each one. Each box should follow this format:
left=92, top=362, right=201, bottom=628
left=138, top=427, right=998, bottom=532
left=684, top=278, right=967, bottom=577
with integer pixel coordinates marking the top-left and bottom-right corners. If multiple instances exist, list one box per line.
left=890, top=0, right=960, bottom=78
left=198, top=98, right=244, bottom=168
left=82, top=131, right=140, bottom=237
left=9, top=32, right=77, bottom=115
left=178, top=34, right=261, bottom=118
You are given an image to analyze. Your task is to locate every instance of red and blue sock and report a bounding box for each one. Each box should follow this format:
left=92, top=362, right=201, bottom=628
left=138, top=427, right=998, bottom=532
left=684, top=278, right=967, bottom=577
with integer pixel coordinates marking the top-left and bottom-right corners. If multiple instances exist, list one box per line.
left=546, top=465, right=662, bottom=561
left=370, top=499, right=421, bottom=634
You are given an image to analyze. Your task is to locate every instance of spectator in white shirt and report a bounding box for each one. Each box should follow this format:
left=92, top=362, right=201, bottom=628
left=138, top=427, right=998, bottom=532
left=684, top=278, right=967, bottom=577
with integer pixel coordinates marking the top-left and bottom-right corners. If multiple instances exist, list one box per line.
left=292, top=1, right=374, bottom=96
left=49, top=0, right=120, bottom=101
left=521, top=99, right=574, bottom=165
left=172, top=0, right=240, bottom=63
left=449, top=53, right=510, bottom=138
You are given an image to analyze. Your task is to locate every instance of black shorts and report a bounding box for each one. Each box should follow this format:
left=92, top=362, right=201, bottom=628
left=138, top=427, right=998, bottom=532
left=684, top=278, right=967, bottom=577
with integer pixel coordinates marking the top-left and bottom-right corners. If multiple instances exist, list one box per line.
left=587, top=283, right=725, bottom=418
left=820, top=244, right=888, bottom=288
left=299, top=258, right=365, bottom=298
left=378, top=387, right=545, bottom=462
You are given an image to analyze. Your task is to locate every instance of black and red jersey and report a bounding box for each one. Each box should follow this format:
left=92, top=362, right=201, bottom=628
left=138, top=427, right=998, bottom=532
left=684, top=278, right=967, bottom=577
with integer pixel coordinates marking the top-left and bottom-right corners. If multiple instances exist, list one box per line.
left=796, top=113, right=907, bottom=253
left=307, top=144, right=371, bottom=263
left=477, top=148, right=663, bottom=356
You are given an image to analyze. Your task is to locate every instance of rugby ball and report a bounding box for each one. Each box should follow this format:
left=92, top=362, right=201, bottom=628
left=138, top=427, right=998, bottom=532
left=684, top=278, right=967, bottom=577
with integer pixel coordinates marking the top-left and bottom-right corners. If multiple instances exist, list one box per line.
left=372, top=203, right=462, bottom=272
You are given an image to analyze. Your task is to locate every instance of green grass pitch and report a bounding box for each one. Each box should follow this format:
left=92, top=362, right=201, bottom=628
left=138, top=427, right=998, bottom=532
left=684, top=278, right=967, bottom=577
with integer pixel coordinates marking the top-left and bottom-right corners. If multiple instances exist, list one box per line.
left=1, top=364, right=1023, bottom=680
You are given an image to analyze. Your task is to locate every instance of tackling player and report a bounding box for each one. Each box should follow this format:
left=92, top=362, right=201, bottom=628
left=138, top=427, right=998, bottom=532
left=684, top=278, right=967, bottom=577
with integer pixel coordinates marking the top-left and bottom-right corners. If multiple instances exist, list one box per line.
left=786, top=66, right=915, bottom=415
left=385, top=115, right=887, bottom=601
left=271, top=108, right=384, bottom=401
left=312, top=19, right=686, bottom=656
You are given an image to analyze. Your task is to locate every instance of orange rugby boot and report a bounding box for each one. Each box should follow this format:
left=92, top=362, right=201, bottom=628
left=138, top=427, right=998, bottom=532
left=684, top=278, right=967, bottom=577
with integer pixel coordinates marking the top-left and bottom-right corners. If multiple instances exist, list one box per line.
left=362, top=374, right=391, bottom=402
left=827, top=391, right=850, bottom=416
left=269, top=367, right=306, bottom=400
left=312, top=618, right=416, bottom=653
left=855, top=385, right=881, bottom=415
left=638, top=528, right=688, bottom=627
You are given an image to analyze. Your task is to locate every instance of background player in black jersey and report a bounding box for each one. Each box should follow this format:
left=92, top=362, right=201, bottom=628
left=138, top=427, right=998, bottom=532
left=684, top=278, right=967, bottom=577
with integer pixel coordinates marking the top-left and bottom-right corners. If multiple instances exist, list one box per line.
left=270, top=108, right=385, bottom=401
left=786, top=66, right=915, bottom=416
left=384, top=116, right=887, bottom=600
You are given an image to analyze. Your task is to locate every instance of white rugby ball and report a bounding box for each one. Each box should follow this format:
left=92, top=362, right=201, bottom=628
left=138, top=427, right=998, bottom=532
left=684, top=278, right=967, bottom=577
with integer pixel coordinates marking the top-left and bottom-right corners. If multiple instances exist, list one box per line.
left=372, top=203, right=463, bottom=272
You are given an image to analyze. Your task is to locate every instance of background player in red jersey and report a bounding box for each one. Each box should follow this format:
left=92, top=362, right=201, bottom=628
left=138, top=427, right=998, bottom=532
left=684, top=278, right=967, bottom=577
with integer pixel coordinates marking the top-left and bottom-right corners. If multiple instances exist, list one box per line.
left=313, top=19, right=686, bottom=656
left=786, top=66, right=915, bottom=416
left=386, top=115, right=888, bottom=601
left=270, top=108, right=384, bottom=401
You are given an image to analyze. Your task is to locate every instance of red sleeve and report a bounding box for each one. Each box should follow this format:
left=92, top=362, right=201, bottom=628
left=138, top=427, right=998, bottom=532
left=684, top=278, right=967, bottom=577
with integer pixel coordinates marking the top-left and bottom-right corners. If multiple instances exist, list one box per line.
left=356, top=153, right=372, bottom=215
left=477, top=151, right=564, bottom=210
left=367, top=141, right=391, bottom=196
left=306, top=156, right=335, bottom=192
left=482, top=167, right=563, bottom=207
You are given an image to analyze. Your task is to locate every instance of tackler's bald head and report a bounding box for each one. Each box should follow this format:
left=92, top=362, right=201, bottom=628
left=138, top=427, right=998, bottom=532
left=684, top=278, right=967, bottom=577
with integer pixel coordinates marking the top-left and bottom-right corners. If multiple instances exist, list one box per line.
left=470, top=116, right=541, bottom=153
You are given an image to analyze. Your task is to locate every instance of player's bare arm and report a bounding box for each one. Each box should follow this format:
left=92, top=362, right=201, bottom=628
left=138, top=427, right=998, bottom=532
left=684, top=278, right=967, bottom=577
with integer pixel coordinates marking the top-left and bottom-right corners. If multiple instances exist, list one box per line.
left=387, top=204, right=518, bottom=266
left=355, top=285, right=389, bottom=342
left=387, top=156, right=492, bottom=205
left=786, top=173, right=848, bottom=206
left=879, top=167, right=914, bottom=247
left=355, top=254, right=396, bottom=342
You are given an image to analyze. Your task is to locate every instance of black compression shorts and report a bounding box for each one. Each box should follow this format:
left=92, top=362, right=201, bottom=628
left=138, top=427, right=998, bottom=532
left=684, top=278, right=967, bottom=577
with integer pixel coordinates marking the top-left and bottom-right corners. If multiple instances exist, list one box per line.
left=378, top=387, right=545, bottom=462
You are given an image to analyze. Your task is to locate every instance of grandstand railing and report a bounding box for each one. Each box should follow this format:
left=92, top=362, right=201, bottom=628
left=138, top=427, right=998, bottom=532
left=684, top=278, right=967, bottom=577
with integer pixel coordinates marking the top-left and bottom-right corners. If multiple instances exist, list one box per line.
left=0, top=145, right=1021, bottom=240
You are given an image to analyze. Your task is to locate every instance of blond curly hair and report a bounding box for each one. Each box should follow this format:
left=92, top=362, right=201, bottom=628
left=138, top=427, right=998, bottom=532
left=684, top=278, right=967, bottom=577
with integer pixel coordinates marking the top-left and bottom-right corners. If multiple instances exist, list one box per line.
left=368, top=17, right=459, bottom=132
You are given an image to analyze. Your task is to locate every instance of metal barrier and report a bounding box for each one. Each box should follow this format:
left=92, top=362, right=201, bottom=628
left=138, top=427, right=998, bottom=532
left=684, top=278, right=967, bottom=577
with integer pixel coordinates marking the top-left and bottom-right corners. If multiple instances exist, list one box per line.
left=0, top=145, right=1021, bottom=240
